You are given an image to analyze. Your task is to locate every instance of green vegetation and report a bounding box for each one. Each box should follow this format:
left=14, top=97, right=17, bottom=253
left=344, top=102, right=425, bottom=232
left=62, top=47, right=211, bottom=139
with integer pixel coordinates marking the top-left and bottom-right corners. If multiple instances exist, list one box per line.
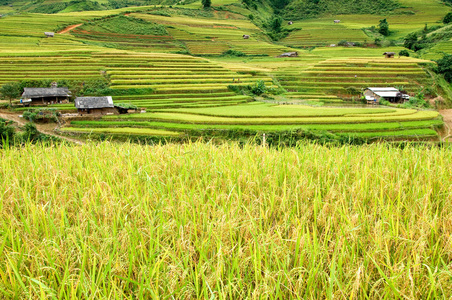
left=436, top=54, right=452, bottom=83
left=378, top=18, right=389, bottom=36
left=0, top=82, right=19, bottom=106
left=22, top=108, right=60, bottom=122
left=0, top=118, right=58, bottom=146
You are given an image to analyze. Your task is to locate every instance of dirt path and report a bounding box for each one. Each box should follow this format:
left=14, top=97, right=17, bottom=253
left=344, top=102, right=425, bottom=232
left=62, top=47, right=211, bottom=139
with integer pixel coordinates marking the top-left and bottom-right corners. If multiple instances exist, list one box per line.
left=0, top=111, right=84, bottom=145
left=439, top=109, right=452, bottom=142
left=58, top=23, right=83, bottom=34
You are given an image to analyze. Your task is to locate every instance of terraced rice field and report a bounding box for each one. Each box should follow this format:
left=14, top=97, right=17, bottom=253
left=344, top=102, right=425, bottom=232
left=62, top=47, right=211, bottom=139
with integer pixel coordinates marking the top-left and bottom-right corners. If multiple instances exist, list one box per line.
left=0, top=52, right=273, bottom=109
left=275, top=57, right=434, bottom=99
left=62, top=102, right=441, bottom=140
left=282, top=0, right=447, bottom=47
left=0, top=2, right=447, bottom=141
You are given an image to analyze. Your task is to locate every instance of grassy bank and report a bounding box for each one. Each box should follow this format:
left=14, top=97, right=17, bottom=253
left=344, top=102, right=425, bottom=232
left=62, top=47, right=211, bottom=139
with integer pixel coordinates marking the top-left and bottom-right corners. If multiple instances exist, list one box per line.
left=1, top=142, right=452, bottom=298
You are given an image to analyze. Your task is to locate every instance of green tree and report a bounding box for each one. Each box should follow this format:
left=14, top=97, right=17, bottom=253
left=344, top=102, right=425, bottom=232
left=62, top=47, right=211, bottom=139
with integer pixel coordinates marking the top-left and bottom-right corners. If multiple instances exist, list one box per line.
left=269, top=16, right=283, bottom=32
left=403, top=32, right=418, bottom=50
left=436, top=54, right=452, bottom=83
left=443, top=12, right=452, bottom=24
left=0, top=82, right=20, bottom=107
left=202, top=0, right=211, bottom=8
left=378, top=18, right=389, bottom=36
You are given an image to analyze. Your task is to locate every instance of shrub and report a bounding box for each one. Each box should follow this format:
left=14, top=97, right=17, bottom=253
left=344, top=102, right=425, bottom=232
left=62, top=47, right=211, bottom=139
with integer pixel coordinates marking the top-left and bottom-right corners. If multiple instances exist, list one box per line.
left=443, top=12, right=452, bottom=24
left=23, top=108, right=60, bottom=123
left=399, top=50, right=410, bottom=57
left=436, top=54, right=452, bottom=83
left=222, top=49, right=247, bottom=57
left=0, top=118, right=15, bottom=145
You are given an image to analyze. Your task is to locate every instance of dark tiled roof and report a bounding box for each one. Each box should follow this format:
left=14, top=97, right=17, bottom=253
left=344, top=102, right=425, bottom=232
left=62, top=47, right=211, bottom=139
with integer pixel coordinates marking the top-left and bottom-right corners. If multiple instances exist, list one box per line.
left=74, top=96, right=114, bottom=109
left=22, top=87, right=70, bottom=98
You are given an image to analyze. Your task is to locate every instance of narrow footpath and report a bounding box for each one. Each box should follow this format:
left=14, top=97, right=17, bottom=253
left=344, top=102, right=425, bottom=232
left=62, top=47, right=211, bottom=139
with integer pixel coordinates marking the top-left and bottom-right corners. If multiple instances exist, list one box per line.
left=58, top=23, right=83, bottom=34
left=0, top=111, right=84, bottom=145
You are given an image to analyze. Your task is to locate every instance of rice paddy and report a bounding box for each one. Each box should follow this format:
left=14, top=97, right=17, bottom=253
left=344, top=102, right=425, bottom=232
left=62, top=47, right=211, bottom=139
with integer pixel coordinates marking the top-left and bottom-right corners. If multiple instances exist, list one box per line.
left=2, top=142, right=452, bottom=298
left=1, top=0, right=452, bottom=298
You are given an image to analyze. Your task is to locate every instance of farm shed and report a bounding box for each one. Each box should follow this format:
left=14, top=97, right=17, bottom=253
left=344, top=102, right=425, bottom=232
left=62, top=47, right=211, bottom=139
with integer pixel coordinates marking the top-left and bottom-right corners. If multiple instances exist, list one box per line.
left=21, top=87, right=71, bottom=106
left=74, top=96, right=118, bottom=115
left=364, top=87, right=408, bottom=103
left=334, top=20, right=341, bottom=23
left=383, top=52, right=395, bottom=58
left=288, top=21, right=293, bottom=25
left=242, top=34, right=250, bottom=39
left=277, top=51, right=298, bottom=57
left=44, top=32, right=55, bottom=38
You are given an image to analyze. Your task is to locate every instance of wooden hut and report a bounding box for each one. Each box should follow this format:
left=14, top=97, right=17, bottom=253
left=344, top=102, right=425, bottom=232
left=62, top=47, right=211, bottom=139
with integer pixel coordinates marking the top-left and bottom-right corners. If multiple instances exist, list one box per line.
left=288, top=21, right=293, bottom=25
left=44, top=32, right=55, bottom=38
left=363, top=87, right=408, bottom=103
left=74, top=96, right=118, bottom=115
left=383, top=52, right=395, bottom=58
left=242, top=34, right=250, bottom=39
left=334, top=20, right=341, bottom=24
left=21, top=87, right=71, bottom=106
left=277, top=51, right=298, bottom=58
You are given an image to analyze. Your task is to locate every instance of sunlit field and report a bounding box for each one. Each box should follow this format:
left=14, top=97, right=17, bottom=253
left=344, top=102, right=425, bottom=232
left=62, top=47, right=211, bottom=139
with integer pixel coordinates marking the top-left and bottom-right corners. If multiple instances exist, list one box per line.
left=1, top=142, right=452, bottom=298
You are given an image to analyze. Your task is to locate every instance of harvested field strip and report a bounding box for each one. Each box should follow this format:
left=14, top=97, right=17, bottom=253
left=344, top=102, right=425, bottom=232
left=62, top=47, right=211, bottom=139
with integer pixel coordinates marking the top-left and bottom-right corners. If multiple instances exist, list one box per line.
left=119, top=96, right=251, bottom=103
left=110, top=75, right=254, bottom=79
left=70, top=119, right=442, bottom=132
left=108, top=110, right=439, bottom=124
left=60, top=127, right=180, bottom=136
left=113, top=92, right=236, bottom=99
left=110, top=79, right=272, bottom=85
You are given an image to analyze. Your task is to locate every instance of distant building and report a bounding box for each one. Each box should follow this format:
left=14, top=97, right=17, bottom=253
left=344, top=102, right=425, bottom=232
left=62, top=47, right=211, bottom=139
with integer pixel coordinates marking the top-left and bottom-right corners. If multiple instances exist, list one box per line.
left=364, top=87, right=409, bottom=103
left=74, top=96, right=118, bottom=115
left=21, top=87, right=71, bottom=106
left=44, top=32, right=55, bottom=38
left=277, top=51, right=298, bottom=57
left=242, top=34, right=250, bottom=39
left=330, top=44, right=336, bottom=47
left=383, top=52, right=396, bottom=58
left=334, top=20, right=341, bottom=24
left=288, top=21, right=293, bottom=25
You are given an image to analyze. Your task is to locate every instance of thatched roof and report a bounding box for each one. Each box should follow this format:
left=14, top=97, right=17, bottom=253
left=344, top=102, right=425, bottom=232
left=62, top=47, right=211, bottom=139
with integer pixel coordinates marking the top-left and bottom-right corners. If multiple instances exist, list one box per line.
left=383, top=52, right=396, bottom=55
left=44, top=32, right=55, bottom=37
left=22, top=87, right=70, bottom=98
left=75, top=96, right=114, bottom=109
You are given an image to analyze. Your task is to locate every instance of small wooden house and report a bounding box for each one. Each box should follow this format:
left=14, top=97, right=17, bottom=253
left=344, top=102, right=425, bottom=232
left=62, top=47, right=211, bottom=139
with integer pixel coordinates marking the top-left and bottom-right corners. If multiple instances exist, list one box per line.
left=383, top=52, right=395, bottom=58
left=242, top=34, right=250, bottom=39
left=74, top=96, right=118, bottom=115
left=21, top=87, right=71, bottom=106
left=277, top=51, right=298, bottom=58
left=364, top=87, right=407, bottom=103
left=334, top=20, right=341, bottom=24
left=44, top=32, right=55, bottom=38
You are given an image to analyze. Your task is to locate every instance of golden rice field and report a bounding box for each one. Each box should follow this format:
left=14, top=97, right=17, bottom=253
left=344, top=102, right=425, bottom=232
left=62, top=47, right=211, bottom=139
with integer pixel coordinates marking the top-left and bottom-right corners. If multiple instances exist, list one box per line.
left=1, top=142, right=452, bottom=299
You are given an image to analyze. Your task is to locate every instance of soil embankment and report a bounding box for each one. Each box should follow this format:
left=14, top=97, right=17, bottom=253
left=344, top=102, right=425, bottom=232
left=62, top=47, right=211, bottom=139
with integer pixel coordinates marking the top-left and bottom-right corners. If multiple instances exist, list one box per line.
left=439, top=109, right=452, bottom=141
